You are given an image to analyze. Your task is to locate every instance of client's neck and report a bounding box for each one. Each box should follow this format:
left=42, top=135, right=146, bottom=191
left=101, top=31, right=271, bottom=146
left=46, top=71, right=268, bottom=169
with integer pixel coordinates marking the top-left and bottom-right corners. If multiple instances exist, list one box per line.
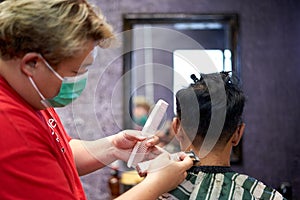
left=187, top=142, right=232, bottom=167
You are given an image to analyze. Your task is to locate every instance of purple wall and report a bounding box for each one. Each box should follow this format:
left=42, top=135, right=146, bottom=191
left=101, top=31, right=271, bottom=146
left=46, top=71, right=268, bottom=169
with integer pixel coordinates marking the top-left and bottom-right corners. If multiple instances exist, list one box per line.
left=57, top=0, right=300, bottom=199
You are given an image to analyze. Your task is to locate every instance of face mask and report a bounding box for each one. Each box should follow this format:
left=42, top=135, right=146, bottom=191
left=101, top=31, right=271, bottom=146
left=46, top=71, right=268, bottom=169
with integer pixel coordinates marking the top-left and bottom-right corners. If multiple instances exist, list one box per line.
left=133, top=115, right=148, bottom=126
left=28, top=57, right=89, bottom=108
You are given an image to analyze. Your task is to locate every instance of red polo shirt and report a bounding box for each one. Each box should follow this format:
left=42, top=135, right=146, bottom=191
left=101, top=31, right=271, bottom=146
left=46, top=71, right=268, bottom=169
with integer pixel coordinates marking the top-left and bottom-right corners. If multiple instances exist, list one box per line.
left=0, top=76, right=86, bottom=200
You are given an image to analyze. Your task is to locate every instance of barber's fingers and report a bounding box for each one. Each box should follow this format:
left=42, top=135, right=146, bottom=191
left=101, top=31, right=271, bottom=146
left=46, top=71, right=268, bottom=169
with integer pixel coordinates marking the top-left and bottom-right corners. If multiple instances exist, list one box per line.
left=122, top=130, right=159, bottom=146
left=145, top=135, right=159, bottom=147
left=122, top=130, right=145, bottom=140
left=169, top=151, right=187, bottom=161
left=177, top=154, right=193, bottom=170
left=147, top=151, right=193, bottom=173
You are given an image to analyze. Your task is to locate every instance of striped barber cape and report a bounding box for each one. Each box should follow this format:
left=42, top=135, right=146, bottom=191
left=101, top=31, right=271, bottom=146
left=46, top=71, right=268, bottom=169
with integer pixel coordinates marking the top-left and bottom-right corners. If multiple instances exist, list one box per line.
left=159, top=166, right=286, bottom=200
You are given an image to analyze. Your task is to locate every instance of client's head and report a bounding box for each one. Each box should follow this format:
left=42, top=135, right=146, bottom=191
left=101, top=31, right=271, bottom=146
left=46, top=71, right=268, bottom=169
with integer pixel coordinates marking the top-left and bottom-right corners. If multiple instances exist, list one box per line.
left=173, top=72, right=245, bottom=156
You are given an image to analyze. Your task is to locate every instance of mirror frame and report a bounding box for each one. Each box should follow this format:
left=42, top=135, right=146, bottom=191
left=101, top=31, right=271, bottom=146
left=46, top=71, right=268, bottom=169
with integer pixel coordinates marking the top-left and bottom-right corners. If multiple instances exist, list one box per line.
left=122, top=13, right=242, bottom=164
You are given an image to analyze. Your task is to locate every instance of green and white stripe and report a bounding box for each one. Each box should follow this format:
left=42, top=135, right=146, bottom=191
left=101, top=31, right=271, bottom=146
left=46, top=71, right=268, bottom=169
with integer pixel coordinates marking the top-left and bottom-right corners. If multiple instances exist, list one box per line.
left=209, top=173, right=225, bottom=199
left=190, top=172, right=208, bottom=200
left=162, top=171, right=286, bottom=200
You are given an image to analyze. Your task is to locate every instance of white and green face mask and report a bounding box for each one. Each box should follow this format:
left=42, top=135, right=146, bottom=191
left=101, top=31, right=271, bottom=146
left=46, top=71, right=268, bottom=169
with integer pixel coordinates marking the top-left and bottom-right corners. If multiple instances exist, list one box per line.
left=29, top=60, right=88, bottom=108
left=28, top=49, right=96, bottom=108
left=46, top=72, right=88, bottom=107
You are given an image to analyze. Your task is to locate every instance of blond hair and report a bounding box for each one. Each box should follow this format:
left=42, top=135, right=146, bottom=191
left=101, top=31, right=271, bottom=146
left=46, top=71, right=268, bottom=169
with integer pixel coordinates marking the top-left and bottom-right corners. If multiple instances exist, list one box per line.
left=0, top=0, right=114, bottom=64
left=133, top=96, right=152, bottom=112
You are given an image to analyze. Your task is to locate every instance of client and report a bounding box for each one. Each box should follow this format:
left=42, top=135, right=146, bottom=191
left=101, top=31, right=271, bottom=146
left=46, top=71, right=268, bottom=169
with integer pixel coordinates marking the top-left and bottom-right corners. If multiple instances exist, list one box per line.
left=160, top=72, right=285, bottom=200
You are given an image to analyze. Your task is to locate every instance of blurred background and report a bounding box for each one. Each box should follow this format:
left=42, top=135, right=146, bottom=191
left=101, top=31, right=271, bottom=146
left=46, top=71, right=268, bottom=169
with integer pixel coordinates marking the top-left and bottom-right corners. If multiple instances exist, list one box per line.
left=56, top=0, right=299, bottom=199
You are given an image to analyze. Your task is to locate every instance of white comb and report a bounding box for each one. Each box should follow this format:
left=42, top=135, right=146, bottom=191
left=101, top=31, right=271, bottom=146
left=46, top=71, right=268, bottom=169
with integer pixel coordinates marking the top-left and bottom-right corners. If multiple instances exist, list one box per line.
left=127, top=99, right=169, bottom=168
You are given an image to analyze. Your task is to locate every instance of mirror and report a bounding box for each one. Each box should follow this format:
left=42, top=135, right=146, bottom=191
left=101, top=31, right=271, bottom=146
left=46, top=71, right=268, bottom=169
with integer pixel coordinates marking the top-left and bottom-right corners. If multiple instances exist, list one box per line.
left=122, top=13, right=241, bottom=163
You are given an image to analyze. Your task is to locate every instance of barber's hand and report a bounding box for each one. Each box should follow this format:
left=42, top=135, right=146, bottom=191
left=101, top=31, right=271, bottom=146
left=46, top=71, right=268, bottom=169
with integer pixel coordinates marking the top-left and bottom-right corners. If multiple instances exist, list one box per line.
left=112, top=130, right=160, bottom=162
left=114, top=153, right=193, bottom=200
left=142, top=153, right=193, bottom=194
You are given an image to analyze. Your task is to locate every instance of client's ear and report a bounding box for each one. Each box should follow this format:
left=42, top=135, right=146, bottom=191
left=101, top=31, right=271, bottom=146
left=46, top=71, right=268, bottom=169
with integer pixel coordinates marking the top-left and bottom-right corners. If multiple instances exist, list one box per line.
left=172, top=117, right=184, bottom=142
left=172, top=117, right=180, bottom=135
left=172, top=118, right=194, bottom=151
left=231, top=123, right=245, bottom=146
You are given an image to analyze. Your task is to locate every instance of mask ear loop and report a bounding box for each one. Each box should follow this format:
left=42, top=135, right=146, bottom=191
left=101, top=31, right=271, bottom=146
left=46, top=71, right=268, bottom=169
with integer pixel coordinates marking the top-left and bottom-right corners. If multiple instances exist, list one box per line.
left=92, top=46, right=98, bottom=60
left=38, top=55, right=64, bottom=81
left=28, top=76, right=51, bottom=108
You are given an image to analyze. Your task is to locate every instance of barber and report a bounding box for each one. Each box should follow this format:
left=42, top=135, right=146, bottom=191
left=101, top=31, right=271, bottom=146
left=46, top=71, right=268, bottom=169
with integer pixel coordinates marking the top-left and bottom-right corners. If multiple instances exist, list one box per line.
left=0, top=0, right=193, bottom=199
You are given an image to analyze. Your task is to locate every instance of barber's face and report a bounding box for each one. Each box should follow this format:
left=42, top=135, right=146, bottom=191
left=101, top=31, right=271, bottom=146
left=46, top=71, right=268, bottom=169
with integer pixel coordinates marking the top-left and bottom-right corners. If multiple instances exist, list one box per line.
left=53, top=42, right=95, bottom=77
left=34, top=41, right=95, bottom=100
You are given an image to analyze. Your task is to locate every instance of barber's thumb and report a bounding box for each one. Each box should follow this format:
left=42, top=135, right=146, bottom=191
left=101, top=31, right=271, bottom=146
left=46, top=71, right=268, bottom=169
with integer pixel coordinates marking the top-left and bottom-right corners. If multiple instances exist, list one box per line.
left=122, top=130, right=146, bottom=140
left=179, top=155, right=193, bottom=170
